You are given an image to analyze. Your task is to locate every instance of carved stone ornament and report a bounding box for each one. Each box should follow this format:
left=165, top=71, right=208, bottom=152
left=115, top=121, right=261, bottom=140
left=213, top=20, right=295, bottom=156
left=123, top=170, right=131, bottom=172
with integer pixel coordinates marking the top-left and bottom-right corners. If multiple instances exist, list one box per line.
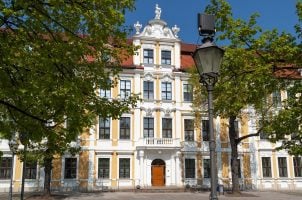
left=134, top=21, right=142, bottom=34
left=172, top=25, right=180, bottom=38
left=146, top=108, right=153, bottom=116
left=155, top=4, right=161, bottom=19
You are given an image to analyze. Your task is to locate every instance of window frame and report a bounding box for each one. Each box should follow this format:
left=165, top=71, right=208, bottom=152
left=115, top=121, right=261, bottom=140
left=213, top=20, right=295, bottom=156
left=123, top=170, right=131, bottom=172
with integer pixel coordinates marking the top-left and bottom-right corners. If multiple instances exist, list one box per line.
left=99, top=117, right=110, bottom=139
left=293, top=157, right=302, bottom=177
left=278, top=157, right=288, bottom=177
left=120, top=80, right=131, bottom=99
left=143, top=49, right=154, bottom=64
left=100, top=79, right=111, bottom=98
left=262, top=157, right=272, bottom=178
left=64, top=157, right=77, bottom=179
left=143, top=117, right=154, bottom=138
left=0, top=157, right=12, bottom=179
left=161, top=82, right=172, bottom=100
left=119, top=117, right=131, bottom=140
left=185, top=158, right=195, bottom=179
left=25, top=160, right=37, bottom=180
left=143, top=81, right=154, bottom=100
left=203, top=158, right=211, bottom=178
left=161, top=50, right=171, bottom=65
left=183, top=84, right=193, bottom=102
left=162, top=118, right=172, bottom=138
left=184, top=119, right=194, bottom=141
left=119, top=158, right=130, bottom=179
left=98, top=158, right=110, bottom=179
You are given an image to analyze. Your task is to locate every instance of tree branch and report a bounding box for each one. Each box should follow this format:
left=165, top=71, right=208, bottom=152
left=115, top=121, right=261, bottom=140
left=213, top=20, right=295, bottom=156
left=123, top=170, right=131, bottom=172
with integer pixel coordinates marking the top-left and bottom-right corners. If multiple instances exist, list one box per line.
left=0, top=99, right=48, bottom=123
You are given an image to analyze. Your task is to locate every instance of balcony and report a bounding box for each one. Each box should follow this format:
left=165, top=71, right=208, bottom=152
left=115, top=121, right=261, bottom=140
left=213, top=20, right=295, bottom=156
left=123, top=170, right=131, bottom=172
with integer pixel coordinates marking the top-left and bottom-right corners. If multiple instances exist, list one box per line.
left=136, top=138, right=181, bottom=149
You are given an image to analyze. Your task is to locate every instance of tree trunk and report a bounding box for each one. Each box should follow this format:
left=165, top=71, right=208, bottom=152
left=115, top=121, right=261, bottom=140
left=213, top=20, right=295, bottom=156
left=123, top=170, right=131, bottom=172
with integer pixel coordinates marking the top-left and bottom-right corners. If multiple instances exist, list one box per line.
left=43, top=156, right=53, bottom=196
left=229, top=116, right=240, bottom=193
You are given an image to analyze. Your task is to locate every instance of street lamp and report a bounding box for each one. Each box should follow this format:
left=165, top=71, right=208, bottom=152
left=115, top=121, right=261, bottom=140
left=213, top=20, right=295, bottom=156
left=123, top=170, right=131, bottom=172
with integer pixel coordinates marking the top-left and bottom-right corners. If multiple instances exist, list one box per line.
left=8, top=136, right=19, bottom=200
left=193, top=14, right=224, bottom=200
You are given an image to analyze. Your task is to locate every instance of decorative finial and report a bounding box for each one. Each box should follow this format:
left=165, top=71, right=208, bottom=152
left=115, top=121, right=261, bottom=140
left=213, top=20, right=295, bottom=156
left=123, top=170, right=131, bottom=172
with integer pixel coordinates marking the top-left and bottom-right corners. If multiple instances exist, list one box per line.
left=134, top=21, right=142, bottom=34
left=155, top=4, right=161, bottom=19
left=172, top=25, right=180, bottom=38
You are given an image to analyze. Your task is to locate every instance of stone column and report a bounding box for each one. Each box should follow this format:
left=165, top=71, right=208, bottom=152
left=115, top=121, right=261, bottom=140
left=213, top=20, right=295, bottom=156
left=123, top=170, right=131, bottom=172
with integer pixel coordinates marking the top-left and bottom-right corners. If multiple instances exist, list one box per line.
left=139, top=150, right=144, bottom=187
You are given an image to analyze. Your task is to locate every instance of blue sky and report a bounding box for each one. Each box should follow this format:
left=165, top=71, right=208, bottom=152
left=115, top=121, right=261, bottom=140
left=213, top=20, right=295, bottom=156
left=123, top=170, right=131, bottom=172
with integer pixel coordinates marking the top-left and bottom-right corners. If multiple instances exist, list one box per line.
left=125, top=0, right=299, bottom=44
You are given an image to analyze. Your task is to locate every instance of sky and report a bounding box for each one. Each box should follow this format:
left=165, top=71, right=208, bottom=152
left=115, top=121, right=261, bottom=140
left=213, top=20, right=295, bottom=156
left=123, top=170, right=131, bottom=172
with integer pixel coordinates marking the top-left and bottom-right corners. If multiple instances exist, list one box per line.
left=125, top=0, right=299, bottom=44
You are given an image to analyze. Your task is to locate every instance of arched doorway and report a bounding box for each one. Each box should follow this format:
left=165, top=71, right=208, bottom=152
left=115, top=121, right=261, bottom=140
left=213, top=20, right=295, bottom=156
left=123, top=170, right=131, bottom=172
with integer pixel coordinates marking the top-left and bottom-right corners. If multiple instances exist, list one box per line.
left=151, top=159, right=165, bottom=186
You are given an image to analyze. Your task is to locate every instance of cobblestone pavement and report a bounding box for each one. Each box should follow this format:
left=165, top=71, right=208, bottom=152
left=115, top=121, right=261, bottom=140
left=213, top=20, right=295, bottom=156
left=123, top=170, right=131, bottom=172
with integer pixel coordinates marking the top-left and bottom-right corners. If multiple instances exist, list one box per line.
left=2, top=191, right=302, bottom=200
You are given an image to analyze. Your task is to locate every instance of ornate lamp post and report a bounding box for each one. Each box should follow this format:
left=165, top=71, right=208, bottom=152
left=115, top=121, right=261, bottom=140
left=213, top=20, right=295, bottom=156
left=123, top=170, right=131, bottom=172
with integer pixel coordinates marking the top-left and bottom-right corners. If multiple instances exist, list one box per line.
left=193, top=14, right=224, bottom=200
left=8, top=136, right=19, bottom=200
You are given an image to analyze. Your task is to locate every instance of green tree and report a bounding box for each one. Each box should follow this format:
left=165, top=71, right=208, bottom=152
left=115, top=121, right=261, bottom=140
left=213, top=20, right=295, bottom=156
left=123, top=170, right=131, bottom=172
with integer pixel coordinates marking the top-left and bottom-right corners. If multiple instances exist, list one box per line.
left=191, top=0, right=300, bottom=193
left=264, top=2, right=302, bottom=155
left=0, top=0, right=138, bottom=195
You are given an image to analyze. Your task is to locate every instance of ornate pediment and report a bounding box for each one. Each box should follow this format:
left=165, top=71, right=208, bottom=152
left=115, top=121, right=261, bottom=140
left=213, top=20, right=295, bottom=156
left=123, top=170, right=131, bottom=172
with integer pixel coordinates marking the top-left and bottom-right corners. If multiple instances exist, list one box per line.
left=133, top=4, right=180, bottom=40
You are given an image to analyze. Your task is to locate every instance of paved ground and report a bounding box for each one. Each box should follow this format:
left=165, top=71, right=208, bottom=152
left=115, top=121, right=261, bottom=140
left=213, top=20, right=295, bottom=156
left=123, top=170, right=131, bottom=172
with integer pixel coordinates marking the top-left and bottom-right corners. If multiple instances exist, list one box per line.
left=2, top=191, right=302, bottom=200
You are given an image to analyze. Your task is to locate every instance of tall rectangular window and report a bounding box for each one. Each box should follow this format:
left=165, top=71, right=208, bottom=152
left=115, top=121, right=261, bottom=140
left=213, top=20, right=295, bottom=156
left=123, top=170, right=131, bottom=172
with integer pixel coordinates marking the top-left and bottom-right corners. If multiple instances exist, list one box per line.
left=25, top=161, right=37, bottom=179
left=183, top=84, right=193, bottom=102
left=293, top=157, right=302, bottom=177
left=262, top=157, right=272, bottom=177
left=98, top=158, right=110, bottom=179
left=144, top=81, right=154, bottom=100
left=100, top=79, right=111, bottom=98
left=144, top=117, right=154, bottom=138
left=185, top=159, right=195, bottom=178
left=64, top=158, right=77, bottom=179
left=162, top=118, right=172, bottom=138
left=184, top=119, right=194, bottom=141
left=161, top=50, right=171, bottom=65
left=202, top=120, right=209, bottom=141
left=119, top=158, right=130, bottom=179
left=161, top=82, right=172, bottom=100
left=120, top=80, right=131, bottom=99
left=120, top=117, right=130, bottom=139
left=99, top=117, right=110, bottom=139
left=272, top=91, right=282, bottom=107
left=203, top=159, right=210, bottom=178
left=259, top=120, right=269, bottom=140
left=143, top=49, right=154, bottom=64
left=278, top=157, right=288, bottom=177
left=0, top=157, right=12, bottom=179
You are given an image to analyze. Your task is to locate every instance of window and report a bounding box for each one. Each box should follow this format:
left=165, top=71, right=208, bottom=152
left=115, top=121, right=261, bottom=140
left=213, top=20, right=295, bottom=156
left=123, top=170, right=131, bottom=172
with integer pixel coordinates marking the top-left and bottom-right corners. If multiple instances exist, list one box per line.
left=272, top=91, right=281, bottom=107
left=161, top=50, right=171, bottom=65
left=64, top=158, right=77, bottom=179
left=25, top=161, right=37, bottom=179
left=278, top=157, right=288, bottom=177
left=119, top=158, right=130, bottom=179
left=161, top=82, right=172, bottom=100
left=185, top=159, right=195, bottom=178
left=120, top=80, right=131, bottom=99
left=184, top=119, right=194, bottom=141
left=162, top=118, right=172, bottom=138
left=262, top=157, right=271, bottom=177
left=293, top=157, right=302, bottom=177
left=202, top=120, right=209, bottom=141
left=259, top=120, right=269, bottom=140
left=120, top=117, right=130, bottom=139
left=144, top=81, right=154, bottom=100
left=203, top=159, right=210, bottom=178
left=143, top=49, right=154, bottom=64
left=144, top=117, right=154, bottom=138
left=98, top=158, right=110, bottom=179
left=100, top=79, right=111, bottom=98
left=99, top=117, right=110, bottom=139
left=0, top=157, right=12, bottom=179
left=183, top=84, right=193, bottom=102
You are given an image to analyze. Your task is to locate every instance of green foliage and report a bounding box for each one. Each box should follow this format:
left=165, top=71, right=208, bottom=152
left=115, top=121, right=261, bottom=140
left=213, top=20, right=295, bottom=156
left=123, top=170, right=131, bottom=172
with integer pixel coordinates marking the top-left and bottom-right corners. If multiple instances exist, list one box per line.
left=0, top=0, right=138, bottom=166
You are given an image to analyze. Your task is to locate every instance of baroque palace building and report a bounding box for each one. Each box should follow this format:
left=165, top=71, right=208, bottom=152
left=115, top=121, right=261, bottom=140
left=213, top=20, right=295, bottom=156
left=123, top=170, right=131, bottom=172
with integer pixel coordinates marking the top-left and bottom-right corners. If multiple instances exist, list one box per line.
left=1, top=5, right=302, bottom=192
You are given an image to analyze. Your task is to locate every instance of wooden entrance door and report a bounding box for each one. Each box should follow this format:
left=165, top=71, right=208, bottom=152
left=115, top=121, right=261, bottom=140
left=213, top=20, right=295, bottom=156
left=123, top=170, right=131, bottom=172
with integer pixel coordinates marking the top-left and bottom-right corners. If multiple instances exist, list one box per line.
left=152, top=165, right=165, bottom=186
